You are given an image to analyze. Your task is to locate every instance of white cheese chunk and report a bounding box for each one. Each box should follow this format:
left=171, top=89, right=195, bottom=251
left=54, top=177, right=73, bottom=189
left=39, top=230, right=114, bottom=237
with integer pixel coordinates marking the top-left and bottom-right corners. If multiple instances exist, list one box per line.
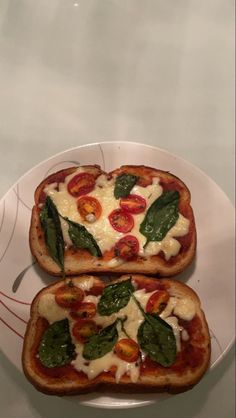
left=160, top=296, right=196, bottom=322
left=173, top=298, right=196, bottom=321
left=181, top=329, right=190, bottom=341
left=160, top=297, right=178, bottom=319
left=60, top=217, right=72, bottom=247
left=43, top=182, right=58, bottom=194
left=85, top=213, right=96, bottom=223
left=37, top=294, right=68, bottom=324
left=73, top=277, right=95, bottom=292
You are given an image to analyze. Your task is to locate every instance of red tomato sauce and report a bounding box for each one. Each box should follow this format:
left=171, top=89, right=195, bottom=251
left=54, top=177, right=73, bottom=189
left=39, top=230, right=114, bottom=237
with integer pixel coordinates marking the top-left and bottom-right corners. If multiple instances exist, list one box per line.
left=179, top=315, right=206, bottom=345
left=38, top=169, right=74, bottom=204
left=133, top=276, right=169, bottom=292
left=85, top=283, right=105, bottom=296
left=140, top=344, right=205, bottom=376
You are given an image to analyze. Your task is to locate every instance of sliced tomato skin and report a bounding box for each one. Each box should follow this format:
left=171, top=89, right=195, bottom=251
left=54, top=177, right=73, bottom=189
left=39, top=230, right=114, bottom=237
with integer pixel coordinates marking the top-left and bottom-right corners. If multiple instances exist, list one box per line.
left=72, top=319, right=98, bottom=343
left=70, top=302, right=97, bottom=320
left=86, top=283, right=105, bottom=296
left=114, top=338, right=140, bottom=363
left=146, top=290, right=170, bottom=314
left=108, top=209, right=134, bottom=233
left=55, top=285, right=84, bottom=309
left=120, top=194, right=146, bottom=214
left=114, top=235, right=139, bottom=260
left=67, top=173, right=95, bottom=197
left=77, top=196, right=102, bottom=221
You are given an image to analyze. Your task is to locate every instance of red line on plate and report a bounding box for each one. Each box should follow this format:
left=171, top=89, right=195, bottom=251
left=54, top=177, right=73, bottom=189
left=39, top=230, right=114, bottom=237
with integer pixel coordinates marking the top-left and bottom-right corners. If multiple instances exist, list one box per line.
left=0, top=317, right=24, bottom=339
left=0, top=291, right=31, bottom=305
left=0, top=300, right=28, bottom=324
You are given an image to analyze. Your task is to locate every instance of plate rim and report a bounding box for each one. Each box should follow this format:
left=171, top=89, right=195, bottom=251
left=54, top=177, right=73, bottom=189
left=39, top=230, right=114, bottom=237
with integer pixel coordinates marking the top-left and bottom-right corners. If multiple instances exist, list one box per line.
left=1, top=141, right=235, bottom=209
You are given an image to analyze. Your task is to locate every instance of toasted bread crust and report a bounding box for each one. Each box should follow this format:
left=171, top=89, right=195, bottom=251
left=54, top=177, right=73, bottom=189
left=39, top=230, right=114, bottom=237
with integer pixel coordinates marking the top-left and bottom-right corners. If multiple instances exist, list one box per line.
left=29, top=165, right=196, bottom=277
left=22, top=275, right=210, bottom=396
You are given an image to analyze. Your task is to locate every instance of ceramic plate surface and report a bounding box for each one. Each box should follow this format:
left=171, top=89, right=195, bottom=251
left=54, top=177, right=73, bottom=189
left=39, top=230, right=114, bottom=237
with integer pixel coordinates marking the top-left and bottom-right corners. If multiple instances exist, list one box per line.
left=0, top=142, right=235, bottom=409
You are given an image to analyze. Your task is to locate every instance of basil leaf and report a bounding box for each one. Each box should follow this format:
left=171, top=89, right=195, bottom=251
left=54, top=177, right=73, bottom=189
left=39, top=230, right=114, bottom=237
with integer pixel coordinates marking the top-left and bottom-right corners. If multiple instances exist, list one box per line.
left=65, top=218, right=102, bottom=257
left=82, top=320, right=118, bottom=360
left=114, top=174, right=138, bottom=199
left=98, top=278, right=135, bottom=316
left=130, top=292, right=176, bottom=367
left=140, top=190, right=180, bottom=246
left=40, top=196, right=64, bottom=271
left=38, top=319, right=76, bottom=368
left=137, top=313, right=176, bottom=367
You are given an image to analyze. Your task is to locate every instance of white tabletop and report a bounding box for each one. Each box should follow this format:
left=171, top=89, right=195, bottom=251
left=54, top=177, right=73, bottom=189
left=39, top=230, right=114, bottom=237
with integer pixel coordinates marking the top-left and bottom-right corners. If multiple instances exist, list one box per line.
left=0, top=1, right=235, bottom=417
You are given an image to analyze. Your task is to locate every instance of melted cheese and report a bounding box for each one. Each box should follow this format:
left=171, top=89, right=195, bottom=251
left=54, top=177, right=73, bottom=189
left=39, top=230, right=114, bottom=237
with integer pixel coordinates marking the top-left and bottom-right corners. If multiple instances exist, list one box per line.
left=72, top=345, right=140, bottom=383
left=165, top=316, right=181, bottom=352
left=173, top=298, right=196, bottom=321
left=73, top=276, right=95, bottom=292
left=60, top=217, right=72, bottom=247
left=160, top=296, right=196, bottom=322
left=38, top=294, right=68, bottom=323
left=160, top=295, right=197, bottom=351
left=160, top=297, right=177, bottom=319
left=43, top=173, right=189, bottom=259
left=181, top=329, right=190, bottom=341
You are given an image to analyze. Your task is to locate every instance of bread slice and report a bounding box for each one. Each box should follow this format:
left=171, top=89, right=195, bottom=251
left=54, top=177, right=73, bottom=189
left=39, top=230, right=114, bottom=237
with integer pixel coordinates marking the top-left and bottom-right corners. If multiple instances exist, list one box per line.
left=29, top=165, right=196, bottom=277
left=22, top=274, right=210, bottom=396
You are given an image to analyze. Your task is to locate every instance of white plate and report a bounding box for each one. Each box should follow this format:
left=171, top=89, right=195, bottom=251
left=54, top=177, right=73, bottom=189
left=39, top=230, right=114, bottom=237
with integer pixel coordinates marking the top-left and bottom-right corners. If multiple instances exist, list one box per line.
left=0, top=141, right=235, bottom=409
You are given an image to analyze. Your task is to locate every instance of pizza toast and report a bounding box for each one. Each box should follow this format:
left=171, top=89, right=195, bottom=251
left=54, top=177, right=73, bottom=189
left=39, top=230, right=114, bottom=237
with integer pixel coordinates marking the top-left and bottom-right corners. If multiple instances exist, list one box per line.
left=29, top=165, right=196, bottom=277
left=22, top=274, right=210, bottom=396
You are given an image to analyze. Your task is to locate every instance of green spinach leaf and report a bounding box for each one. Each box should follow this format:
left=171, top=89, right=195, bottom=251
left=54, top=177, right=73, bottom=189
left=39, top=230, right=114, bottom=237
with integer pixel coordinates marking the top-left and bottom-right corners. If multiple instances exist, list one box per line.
left=38, top=319, right=76, bottom=368
left=137, top=314, right=176, bottom=366
left=40, top=196, right=65, bottom=271
left=140, top=190, right=180, bottom=246
left=114, top=174, right=138, bottom=199
left=131, top=293, right=176, bottom=367
left=98, top=278, right=135, bottom=316
left=65, top=218, right=102, bottom=257
left=82, top=320, right=118, bottom=360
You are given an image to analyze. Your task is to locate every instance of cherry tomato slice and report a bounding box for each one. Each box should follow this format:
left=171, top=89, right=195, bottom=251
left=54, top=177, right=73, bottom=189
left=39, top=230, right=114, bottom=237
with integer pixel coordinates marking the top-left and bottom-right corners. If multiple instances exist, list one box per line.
left=72, top=319, right=98, bottom=343
left=70, top=302, right=97, bottom=320
left=114, top=338, right=140, bottom=363
left=77, top=196, right=102, bottom=221
left=67, top=173, right=95, bottom=197
left=146, top=290, right=170, bottom=314
left=114, top=235, right=139, bottom=260
left=55, top=284, right=84, bottom=308
left=108, top=209, right=134, bottom=233
left=120, top=194, right=146, bottom=214
left=87, top=282, right=105, bottom=296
